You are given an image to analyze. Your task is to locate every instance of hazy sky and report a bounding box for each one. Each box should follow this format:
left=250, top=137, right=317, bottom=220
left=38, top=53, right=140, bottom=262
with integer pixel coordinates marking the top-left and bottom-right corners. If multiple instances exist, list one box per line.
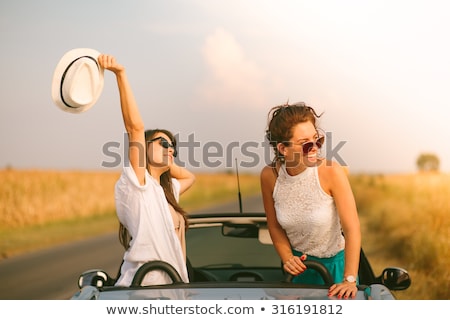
left=1, top=0, right=449, bottom=174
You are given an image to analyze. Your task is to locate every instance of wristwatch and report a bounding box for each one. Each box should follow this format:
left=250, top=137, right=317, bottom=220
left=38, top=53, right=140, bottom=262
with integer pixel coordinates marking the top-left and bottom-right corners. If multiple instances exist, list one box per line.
left=344, top=275, right=356, bottom=283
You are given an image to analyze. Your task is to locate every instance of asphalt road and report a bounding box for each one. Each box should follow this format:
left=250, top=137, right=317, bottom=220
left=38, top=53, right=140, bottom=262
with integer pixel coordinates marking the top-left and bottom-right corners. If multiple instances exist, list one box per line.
left=0, top=195, right=264, bottom=300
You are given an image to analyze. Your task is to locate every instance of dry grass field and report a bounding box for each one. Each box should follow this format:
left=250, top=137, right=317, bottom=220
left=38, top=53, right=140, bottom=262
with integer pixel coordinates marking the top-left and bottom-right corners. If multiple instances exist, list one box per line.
left=0, top=169, right=261, bottom=258
left=1, top=169, right=448, bottom=299
left=349, top=173, right=450, bottom=300
left=0, top=169, right=120, bottom=228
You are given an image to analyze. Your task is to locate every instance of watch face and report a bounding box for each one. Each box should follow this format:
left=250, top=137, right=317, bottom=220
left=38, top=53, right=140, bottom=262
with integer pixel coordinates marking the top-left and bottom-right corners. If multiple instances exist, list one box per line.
left=346, top=275, right=356, bottom=282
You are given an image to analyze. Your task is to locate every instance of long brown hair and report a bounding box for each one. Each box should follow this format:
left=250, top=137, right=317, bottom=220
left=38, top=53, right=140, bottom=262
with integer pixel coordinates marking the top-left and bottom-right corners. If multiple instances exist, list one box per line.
left=119, top=129, right=188, bottom=250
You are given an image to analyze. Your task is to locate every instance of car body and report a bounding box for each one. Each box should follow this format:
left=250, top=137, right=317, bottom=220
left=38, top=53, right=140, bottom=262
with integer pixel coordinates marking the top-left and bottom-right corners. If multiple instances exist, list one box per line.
left=71, top=212, right=411, bottom=300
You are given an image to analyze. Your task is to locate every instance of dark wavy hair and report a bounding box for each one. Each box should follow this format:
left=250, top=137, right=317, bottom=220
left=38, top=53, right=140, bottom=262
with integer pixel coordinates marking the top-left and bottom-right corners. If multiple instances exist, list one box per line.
left=265, top=102, right=323, bottom=166
left=118, top=129, right=188, bottom=250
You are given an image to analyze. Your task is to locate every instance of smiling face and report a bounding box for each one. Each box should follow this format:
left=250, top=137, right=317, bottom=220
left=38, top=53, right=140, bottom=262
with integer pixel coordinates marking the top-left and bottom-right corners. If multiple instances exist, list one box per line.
left=278, top=121, right=323, bottom=168
left=265, top=103, right=322, bottom=167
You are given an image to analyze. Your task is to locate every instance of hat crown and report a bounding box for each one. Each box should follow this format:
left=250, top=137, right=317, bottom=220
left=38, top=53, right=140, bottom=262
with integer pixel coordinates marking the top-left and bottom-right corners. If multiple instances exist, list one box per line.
left=62, top=57, right=101, bottom=106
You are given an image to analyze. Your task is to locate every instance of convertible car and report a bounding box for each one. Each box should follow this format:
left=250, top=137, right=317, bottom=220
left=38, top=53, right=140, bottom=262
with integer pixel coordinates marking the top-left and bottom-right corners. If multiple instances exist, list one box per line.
left=71, top=212, right=411, bottom=300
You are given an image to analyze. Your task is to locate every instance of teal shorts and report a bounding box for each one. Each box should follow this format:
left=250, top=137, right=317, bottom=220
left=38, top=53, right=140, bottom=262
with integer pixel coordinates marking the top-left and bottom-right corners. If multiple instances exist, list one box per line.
left=291, top=249, right=356, bottom=285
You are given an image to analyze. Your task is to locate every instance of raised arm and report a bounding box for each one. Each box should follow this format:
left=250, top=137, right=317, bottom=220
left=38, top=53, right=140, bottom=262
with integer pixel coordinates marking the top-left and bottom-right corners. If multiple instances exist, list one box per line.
left=98, top=54, right=146, bottom=185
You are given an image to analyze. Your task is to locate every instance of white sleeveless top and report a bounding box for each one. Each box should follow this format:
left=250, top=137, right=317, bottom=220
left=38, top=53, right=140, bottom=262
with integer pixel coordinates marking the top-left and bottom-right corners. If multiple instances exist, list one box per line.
left=273, top=164, right=345, bottom=258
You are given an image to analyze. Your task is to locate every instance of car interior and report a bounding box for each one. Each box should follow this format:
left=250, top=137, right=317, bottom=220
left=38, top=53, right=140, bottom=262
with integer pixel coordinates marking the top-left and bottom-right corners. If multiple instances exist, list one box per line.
left=76, top=213, right=411, bottom=295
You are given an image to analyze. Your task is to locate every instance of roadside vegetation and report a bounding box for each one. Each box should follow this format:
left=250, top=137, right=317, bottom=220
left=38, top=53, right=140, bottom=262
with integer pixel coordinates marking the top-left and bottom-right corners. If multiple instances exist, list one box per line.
left=349, top=173, right=449, bottom=300
left=0, top=169, right=448, bottom=299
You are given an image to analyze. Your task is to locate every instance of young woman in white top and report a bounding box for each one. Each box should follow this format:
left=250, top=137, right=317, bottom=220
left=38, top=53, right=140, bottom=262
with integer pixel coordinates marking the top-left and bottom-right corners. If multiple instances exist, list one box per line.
left=260, top=102, right=361, bottom=299
left=98, top=54, right=195, bottom=286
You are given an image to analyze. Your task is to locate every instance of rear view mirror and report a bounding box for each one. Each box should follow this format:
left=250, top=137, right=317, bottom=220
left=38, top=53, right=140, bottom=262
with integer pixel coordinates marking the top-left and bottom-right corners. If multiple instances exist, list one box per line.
left=381, top=267, right=411, bottom=290
left=258, top=226, right=273, bottom=245
left=222, top=223, right=273, bottom=245
left=222, top=224, right=258, bottom=238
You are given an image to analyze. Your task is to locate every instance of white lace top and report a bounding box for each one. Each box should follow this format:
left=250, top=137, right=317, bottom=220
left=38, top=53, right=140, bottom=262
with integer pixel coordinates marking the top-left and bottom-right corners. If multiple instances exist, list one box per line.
left=273, top=164, right=345, bottom=258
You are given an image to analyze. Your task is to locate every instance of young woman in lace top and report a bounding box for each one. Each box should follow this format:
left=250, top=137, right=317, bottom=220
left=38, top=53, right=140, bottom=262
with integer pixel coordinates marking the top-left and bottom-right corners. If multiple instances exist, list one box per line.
left=260, top=102, right=361, bottom=299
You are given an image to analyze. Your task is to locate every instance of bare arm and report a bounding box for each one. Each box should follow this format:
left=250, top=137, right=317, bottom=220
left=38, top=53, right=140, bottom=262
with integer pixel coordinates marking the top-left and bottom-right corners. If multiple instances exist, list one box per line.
left=98, top=54, right=146, bottom=185
left=331, top=163, right=361, bottom=280
left=325, top=162, right=361, bottom=298
left=169, top=163, right=195, bottom=194
left=260, top=165, right=307, bottom=275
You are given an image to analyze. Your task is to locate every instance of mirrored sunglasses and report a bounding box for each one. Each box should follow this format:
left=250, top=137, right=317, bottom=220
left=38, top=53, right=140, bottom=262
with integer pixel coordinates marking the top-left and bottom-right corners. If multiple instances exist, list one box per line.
left=289, top=136, right=325, bottom=154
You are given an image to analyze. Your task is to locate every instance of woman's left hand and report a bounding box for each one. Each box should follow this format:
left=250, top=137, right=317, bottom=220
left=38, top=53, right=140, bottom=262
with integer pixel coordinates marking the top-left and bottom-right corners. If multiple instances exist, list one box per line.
left=328, top=281, right=358, bottom=299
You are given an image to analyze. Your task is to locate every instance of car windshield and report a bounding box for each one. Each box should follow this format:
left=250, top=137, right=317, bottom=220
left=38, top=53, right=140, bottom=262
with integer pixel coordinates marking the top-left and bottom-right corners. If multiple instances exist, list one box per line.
left=186, top=225, right=280, bottom=268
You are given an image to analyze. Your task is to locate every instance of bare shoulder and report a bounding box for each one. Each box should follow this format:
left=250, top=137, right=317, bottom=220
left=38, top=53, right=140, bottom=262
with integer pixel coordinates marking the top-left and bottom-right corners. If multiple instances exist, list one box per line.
left=260, top=165, right=274, bottom=178
left=318, top=159, right=350, bottom=191
left=319, top=159, right=348, bottom=175
left=260, top=165, right=277, bottom=188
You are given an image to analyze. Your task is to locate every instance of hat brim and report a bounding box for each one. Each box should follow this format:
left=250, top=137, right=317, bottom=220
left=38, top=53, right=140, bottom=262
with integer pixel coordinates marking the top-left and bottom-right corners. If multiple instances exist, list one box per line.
left=51, top=48, right=104, bottom=114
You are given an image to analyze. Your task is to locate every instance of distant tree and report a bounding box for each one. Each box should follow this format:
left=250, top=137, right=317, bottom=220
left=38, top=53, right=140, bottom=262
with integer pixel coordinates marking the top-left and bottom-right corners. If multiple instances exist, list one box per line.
left=416, top=153, right=440, bottom=172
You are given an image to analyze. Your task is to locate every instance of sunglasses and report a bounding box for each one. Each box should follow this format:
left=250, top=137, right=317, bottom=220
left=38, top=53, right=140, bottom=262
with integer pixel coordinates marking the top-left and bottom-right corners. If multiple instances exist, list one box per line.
left=148, top=137, right=178, bottom=157
left=287, top=136, right=325, bottom=154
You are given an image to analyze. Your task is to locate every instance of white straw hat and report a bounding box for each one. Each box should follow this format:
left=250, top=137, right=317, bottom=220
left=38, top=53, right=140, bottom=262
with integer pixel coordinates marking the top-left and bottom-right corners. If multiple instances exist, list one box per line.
left=51, top=48, right=104, bottom=114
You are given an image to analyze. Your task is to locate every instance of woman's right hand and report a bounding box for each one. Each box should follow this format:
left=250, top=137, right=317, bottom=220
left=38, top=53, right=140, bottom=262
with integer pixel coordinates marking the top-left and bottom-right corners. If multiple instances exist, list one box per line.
left=98, top=54, right=125, bottom=74
left=283, top=254, right=308, bottom=275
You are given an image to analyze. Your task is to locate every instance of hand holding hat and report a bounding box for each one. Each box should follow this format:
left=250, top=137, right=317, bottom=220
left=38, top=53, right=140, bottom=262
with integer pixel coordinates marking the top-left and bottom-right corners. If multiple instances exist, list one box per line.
left=51, top=48, right=104, bottom=114
left=97, top=54, right=125, bottom=74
